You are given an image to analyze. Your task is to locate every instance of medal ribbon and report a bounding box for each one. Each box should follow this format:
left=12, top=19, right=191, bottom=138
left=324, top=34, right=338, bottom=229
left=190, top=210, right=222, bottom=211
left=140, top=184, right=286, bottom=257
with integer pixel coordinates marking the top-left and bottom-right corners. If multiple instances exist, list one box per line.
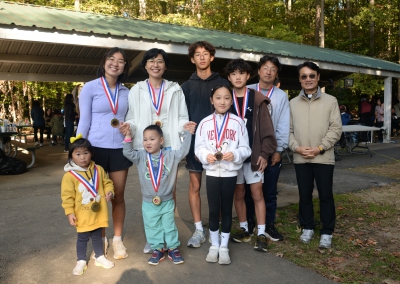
left=147, top=151, right=164, bottom=193
left=101, top=77, right=119, bottom=115
left=257, top=84, right=274, bottom=99
left=147, top=80, right=165, bottom=116
left=213, top=112, right=229, bottom=149
left=233, top=88, right=249, bottom=120
left=69, top=165, right=99, bottom=198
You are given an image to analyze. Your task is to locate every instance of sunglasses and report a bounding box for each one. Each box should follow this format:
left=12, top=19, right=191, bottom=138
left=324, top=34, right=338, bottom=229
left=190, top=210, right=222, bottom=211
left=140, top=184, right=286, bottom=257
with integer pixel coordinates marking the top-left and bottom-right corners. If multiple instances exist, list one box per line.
left=300, top=74, right=317, bottom=80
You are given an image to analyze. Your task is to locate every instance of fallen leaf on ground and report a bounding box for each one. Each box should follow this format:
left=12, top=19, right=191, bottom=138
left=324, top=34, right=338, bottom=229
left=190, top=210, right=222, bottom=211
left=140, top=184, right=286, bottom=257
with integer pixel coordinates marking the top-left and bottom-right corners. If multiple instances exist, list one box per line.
left=318, top=249, right=325, bottom=254
left=366, top=239, right=378, bottom=246
left=337, top=206, right=345, bottom=210
left=276, top=252, right=284, bottom=257
left=392, top=251, right=400, bottom=257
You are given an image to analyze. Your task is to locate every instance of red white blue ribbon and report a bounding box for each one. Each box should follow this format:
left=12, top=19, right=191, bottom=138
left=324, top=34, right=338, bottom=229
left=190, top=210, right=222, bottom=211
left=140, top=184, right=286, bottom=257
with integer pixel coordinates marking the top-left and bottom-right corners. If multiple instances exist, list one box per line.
left=147, top=151, right=164, bottom=193
left=147, top=80, right=165, bottom=116
left=257, top=84, right=274, bottom=99
left=233, top=88, right=249, bottom=120
left=69, top=165, right=99, bottom=198
left=101, top=77, right=119, bottom=115
left=213, top=112, right=229, bottom=150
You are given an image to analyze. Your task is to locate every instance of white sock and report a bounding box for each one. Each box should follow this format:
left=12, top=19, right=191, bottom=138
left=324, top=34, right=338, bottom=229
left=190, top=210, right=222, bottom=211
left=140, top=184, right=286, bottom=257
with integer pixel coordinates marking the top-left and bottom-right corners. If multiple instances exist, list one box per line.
left=221, top=232, right=230, bottom=248
left=258, top=225, right=266, bottom=236
left=209, top=230, right=220, bottom=247
left=113, top=236, right=122, bottom=242
left=239, top=221, right=248, bottom=232
left=194, top=221, right=203, bottom=232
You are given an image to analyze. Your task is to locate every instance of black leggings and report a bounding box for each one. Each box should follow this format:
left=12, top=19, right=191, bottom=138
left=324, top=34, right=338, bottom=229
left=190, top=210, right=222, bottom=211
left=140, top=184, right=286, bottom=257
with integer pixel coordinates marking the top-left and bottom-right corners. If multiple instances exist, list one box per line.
left=206, top=176, right=237, bottom=233
left=76, top=228, right=103, bottom=261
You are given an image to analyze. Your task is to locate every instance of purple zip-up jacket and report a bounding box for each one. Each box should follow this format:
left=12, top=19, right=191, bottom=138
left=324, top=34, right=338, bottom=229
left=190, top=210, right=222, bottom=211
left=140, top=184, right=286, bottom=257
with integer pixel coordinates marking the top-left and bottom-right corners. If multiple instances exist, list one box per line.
left=77, top=78, right=129, bottom=149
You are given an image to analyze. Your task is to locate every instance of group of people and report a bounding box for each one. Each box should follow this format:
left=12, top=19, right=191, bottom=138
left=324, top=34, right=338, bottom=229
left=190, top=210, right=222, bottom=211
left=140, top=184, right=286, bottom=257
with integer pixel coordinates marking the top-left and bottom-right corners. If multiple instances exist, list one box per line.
left=60, top=41, right=342, bottom=276
left=30, top=94, right=78, bottom=151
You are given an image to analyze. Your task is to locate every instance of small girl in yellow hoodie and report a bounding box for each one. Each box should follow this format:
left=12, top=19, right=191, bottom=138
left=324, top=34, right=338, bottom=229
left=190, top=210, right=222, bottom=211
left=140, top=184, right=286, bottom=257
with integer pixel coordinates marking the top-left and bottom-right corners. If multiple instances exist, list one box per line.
left=61, top=134, right=115, bottom=276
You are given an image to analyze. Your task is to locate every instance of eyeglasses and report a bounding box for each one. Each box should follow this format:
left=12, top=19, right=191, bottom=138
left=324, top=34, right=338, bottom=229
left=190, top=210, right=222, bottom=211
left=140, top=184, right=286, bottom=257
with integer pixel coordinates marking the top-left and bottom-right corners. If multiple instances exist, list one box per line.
left=147, top=59, right=165, bottom=65
left=262, top=66, right=277, bottom=73
left=106, top=57, right=125, bottom=65
left=300, top=74, right=317, bottom=80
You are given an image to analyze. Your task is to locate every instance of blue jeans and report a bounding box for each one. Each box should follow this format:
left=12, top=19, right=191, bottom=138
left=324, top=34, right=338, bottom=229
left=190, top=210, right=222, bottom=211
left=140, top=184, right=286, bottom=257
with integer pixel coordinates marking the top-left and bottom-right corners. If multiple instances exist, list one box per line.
left=76, top=228, right=103, bottom=261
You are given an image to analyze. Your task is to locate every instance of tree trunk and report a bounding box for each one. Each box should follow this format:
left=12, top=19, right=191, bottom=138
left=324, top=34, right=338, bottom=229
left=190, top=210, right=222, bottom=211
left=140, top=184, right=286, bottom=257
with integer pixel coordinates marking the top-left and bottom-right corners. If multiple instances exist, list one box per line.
left=369, top=0, right=375, bottom=56
left=315, top=0, right=321, bottom=46
left=347, top=0, right=352, bottom=52
left=74, top=0, right=80, bottom=11
left=320, top=0, right=325, bottom=48
left=139, top=0, right=146, bottom=18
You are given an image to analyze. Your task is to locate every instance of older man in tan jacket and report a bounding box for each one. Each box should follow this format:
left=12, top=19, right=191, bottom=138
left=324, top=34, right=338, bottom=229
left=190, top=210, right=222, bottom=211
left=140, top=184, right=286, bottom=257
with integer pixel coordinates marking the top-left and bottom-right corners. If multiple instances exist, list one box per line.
left=289, top=61, right=342, bottom=249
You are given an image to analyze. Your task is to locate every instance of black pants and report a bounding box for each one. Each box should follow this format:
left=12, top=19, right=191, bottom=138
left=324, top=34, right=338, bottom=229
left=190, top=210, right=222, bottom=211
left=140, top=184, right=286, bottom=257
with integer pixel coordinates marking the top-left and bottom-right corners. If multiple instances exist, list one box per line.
left=33, top=126, right=44, bottom=143
left=294, top=163, right=336, bottom=235
left=206, top=176, right=237, bottom=233
left=375, top=121, right=384, bottom=141
left=76, top=228, right=103, bottom=261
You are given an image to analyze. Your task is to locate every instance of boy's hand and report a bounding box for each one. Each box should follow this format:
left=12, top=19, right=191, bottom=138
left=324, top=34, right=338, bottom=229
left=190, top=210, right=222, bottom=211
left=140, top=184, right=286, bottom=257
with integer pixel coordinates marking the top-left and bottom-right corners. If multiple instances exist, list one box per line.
left=105, top=191, right=114, bottom=202
left=68, top=214, right=77, bottom=226
left=207, top=154, right=217, bottom=164
left=119, top=122, right=132, bottom=136
left=257, top=156, right=268, bottom=172
left=223, top=152, right=234, bottom=162
left=184, top=121, right=197, bottom=134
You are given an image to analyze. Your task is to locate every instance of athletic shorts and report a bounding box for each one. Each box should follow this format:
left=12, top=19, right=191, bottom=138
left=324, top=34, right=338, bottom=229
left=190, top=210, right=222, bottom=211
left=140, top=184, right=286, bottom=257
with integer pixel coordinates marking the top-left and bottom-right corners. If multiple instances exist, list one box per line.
left=236, top=162, right=264, bottom=184
left=92, top=147, right=132, bottom=173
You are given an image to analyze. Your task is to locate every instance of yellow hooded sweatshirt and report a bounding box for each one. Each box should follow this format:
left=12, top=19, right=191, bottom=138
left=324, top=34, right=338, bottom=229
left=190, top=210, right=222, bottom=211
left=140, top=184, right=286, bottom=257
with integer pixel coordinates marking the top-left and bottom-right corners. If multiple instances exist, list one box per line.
left=61, top=160, right=114, bottom=232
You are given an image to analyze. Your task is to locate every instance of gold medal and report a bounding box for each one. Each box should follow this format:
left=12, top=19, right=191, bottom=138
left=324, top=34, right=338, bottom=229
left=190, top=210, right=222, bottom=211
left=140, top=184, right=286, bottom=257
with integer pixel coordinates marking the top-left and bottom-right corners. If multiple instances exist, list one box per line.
left=214, top=151, right=223, bottom=161
left=111, top=118, right=119, bottom=128
left=91, top=202, right=100, bottom=212
left=152, top=195, right=162, bottom=206
left=154, top=120, right=163, bottom=128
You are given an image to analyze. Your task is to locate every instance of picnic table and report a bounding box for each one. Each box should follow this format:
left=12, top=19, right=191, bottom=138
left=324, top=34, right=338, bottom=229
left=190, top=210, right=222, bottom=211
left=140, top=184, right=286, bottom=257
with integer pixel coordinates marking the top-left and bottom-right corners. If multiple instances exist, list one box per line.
left=15, top=124, right=32, bottom=143
left=338, top=125, right=381, bottom=156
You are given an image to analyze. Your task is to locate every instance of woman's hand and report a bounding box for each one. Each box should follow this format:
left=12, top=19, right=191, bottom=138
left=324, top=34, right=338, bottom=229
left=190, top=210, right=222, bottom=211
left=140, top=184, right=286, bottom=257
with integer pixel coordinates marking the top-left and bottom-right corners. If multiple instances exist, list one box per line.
left=119, top=122, right=131, bottom=137
left=105, top=191, right=114, bottom=202
left=68, top=214, right=77, bottom=226
left=223, top=152, right=234, bottom=162
left=207, top=154, right=217, bottom=164
left=184, top=121, right=197, bottom=134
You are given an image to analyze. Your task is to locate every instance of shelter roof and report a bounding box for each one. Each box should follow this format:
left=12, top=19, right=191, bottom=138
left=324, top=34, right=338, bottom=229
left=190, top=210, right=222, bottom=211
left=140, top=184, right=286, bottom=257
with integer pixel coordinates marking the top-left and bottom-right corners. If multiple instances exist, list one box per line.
left=0, top=1, right=399, bottom=88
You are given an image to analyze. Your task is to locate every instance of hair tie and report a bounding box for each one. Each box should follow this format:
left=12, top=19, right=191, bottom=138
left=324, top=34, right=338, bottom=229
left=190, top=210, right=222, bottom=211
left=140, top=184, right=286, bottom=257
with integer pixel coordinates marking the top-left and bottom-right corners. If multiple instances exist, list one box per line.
left=70, top=133, right=83, bottom=144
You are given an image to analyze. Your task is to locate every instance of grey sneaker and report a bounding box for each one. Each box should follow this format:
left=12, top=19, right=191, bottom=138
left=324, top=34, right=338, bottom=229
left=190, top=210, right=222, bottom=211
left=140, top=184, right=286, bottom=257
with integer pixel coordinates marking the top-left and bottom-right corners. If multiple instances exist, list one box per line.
left=218, top=246, right=231, bottom=265
left=187, top=230, right=206, bottom=248
left=143, top=242, right=153, bottom=254
left=206, top=245, right=219, bottom=263
left=300, top=229, right=314, bottom=244
left=319, top=234, right=332, bottom=249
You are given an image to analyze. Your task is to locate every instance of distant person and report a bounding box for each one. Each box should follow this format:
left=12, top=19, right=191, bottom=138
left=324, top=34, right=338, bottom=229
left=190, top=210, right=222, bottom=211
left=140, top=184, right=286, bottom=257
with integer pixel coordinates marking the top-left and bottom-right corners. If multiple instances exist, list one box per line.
left=64, top=94, right=76, bottom=152
left=340, top=105, right=351, bottom=125
left=61, top=136, right=115, bottom=275
left=391, top=107, right=399, bottom=137
left=122, top=125, right=192, bottom=265
left=289, top=61, right=342, bottom=249
left=44, top=108, right=53, bottom=141
left=375, top=98, right=384, bottom=142
left=50, top=109, right=64, bottom=146
left=181, top=41, right=230, bottom=248
left=393, top=99, right=400, bottom=117
left=30, top=100, right=45, bottom=147
left=358, top=97, right=373, bottom=126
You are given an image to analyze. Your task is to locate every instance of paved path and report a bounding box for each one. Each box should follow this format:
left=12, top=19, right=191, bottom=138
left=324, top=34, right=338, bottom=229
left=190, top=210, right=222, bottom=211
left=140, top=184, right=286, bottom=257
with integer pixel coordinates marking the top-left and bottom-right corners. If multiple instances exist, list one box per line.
left=1, top=138, right=399, bottom=283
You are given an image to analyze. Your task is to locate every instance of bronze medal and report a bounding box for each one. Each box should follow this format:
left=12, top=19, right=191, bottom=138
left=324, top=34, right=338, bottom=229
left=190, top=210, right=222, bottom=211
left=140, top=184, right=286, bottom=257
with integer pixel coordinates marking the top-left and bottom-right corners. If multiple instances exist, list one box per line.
left=152, top=195, right=162, bottom=206
left=91, top=202, right=100, bottom=212
left=154, top=120, right=163, bottom=128
left=111, top=118, right=119, bottom=128
left=214, top=151, right=223, bottom=161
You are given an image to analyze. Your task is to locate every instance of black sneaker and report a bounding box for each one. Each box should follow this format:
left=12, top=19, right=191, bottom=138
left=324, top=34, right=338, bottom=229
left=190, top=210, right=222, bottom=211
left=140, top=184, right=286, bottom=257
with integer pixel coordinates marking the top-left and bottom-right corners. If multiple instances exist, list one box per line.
left=230, top=227, right=251, bottom=243
left=265, top=223, right=284, bottom=241
left=254, top=234, right=268, bottom=252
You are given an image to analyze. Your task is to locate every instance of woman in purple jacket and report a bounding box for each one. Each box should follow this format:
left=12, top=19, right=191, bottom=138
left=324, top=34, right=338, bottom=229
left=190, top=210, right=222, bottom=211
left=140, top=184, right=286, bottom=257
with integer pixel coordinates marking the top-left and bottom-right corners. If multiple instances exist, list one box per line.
left=77, top=47, right=132, bottom=260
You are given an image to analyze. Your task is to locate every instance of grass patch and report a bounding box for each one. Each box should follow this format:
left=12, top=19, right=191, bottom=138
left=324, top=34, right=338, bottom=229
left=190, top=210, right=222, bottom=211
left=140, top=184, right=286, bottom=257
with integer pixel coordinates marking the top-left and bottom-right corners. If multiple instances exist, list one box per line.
left=350, top=160, right=400, bottom=181
left=232, top=184, right=400, bottom=283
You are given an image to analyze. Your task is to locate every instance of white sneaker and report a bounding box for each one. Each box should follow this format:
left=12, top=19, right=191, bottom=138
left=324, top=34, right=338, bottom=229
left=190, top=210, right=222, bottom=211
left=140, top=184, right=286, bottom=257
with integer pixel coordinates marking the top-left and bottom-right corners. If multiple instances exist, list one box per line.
left=91, top=237, right=109, bottom=259
left=218, top=246, right=231, bottom=265
left=34, top=142, right=39, bottom=146
left=95, top=255, right=114, bottom=269
left=319, top=234, right=332, bottom=249
left=206, top=245, right=219, bottom=263
left=112, top=239, right=128, bottom=259
left=72, top=260, right=87, bottom=275
left=300, top=229, right=314, bottom=244
left=40, top=143, right=43, bottom=147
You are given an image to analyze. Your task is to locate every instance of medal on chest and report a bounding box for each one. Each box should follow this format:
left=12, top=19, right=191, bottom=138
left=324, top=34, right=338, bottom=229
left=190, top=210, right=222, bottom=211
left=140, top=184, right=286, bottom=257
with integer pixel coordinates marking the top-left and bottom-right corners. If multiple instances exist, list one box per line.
left=70, top=166, right=100, bottom=212
left=233, top=88, right=249, bottom=121
left=213, top=113, right=229, bottom=161
left=147, top=80, right=165, bottom=118
left=147, top=151, right=164, bottom=205
left=101, top=77, right=120, bottom=128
